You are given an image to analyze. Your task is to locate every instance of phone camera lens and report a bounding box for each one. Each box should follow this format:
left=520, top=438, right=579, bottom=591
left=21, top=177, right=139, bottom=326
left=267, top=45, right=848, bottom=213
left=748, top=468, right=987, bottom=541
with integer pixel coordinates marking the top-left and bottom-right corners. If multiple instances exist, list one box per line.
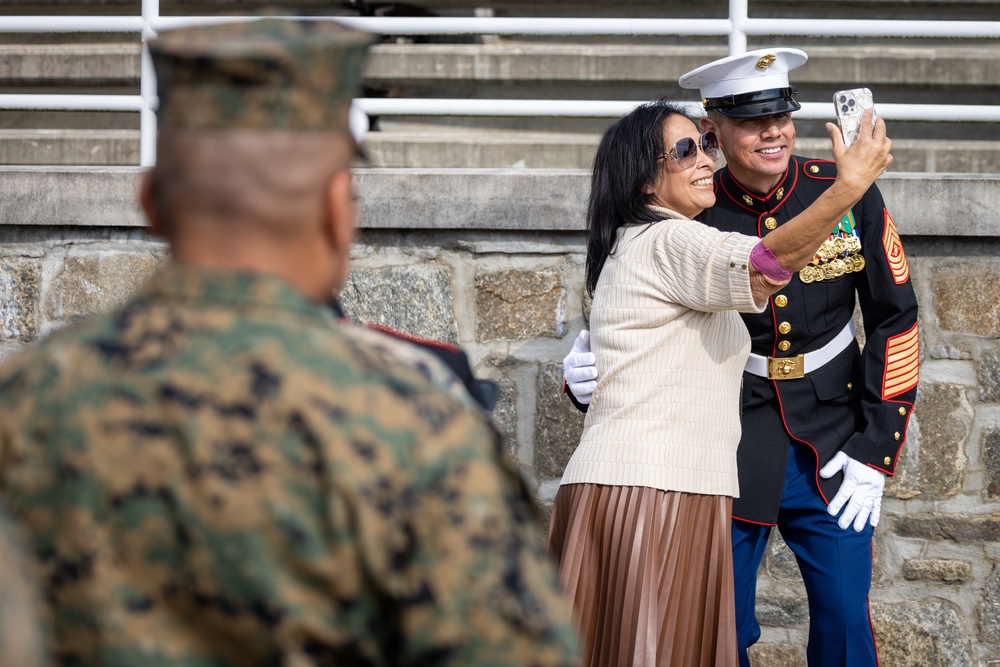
left=848, top=99, right=855, bottom=107
left=842, top=104, right=849, bottom=112
left=839, top=95, right=847, bottom=102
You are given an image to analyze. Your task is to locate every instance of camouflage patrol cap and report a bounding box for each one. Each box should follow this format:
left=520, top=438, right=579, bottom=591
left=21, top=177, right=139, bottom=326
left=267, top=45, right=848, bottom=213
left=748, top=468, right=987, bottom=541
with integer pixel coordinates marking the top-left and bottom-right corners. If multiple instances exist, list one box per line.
left=149, top=18, right=372, bottom=132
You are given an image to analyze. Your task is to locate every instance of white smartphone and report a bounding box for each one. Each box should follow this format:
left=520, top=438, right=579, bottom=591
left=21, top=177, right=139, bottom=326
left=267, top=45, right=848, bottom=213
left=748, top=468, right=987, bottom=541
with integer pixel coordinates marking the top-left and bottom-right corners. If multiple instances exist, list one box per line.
left=834, top=88, right=876, bottom=147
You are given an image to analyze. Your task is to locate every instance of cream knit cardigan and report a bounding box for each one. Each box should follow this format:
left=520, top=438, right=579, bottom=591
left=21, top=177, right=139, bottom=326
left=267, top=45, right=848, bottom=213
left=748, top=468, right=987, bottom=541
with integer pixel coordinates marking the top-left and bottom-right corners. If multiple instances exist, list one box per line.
left=560, top=206, right=766, bottom=498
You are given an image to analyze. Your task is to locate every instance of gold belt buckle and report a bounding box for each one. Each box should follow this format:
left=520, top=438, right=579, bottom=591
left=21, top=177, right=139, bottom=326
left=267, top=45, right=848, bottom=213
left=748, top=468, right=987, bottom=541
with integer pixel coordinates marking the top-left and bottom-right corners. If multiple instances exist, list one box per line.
left=767, top=355, right=805, bottom=380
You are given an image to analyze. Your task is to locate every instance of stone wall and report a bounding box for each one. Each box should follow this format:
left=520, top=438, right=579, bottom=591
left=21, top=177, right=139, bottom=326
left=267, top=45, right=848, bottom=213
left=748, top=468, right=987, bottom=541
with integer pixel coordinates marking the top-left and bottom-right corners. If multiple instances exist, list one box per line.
left=2, top=167, right=1000, bottom=666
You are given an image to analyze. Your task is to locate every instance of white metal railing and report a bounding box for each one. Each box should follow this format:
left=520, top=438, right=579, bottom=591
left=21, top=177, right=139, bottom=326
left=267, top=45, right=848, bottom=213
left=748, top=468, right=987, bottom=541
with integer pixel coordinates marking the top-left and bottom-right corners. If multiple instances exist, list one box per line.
left=1, top=0, right=999, bottom=165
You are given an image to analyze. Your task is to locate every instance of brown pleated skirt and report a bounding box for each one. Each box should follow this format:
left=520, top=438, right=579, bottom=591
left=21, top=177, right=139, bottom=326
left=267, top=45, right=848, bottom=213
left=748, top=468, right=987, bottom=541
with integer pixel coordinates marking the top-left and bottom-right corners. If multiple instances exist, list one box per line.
left=547, top=483, right=737, bottom=667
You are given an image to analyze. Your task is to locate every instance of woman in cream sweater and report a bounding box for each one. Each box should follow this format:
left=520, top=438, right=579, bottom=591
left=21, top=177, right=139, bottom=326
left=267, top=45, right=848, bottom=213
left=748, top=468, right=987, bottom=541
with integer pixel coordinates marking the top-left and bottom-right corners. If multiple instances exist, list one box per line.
left=547, top=101, right=891, bottom=667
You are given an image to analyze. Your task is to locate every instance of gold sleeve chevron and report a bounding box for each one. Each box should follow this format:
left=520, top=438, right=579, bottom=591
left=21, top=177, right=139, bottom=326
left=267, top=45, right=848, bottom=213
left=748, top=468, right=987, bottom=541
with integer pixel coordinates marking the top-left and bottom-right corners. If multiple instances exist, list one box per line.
left=882, top=210, right=910, bottom=284
left=883, top=323, right=919, bottom=399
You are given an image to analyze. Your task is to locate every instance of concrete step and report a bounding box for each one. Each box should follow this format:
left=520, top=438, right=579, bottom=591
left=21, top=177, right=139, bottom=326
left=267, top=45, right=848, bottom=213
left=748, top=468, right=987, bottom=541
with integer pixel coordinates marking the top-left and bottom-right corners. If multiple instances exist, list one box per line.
left=0, top=1, right=135, bottom=12
left=4, top=39, right=999, bottom=158
left=4, top=0, right=998, bottom=19
left=7, top=37, right=997, bottom=148
left=4, top=41, right=999, bottom=94
left=363, top=130, right=599, bottom=169
left=2, top=127, right=997, bottom=173
left=0, top=43, right=138, bottom=86
left=364, top=132, right=1000, bottom=173
left=0, top=129, right=137, bottom=165
left=363, top=42, right=1000, bottom=92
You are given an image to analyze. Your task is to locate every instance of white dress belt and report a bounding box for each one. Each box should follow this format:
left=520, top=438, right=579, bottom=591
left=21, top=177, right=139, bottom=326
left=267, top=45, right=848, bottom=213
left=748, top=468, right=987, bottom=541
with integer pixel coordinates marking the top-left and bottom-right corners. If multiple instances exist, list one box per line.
left=744, top=319, right=857, bottom=380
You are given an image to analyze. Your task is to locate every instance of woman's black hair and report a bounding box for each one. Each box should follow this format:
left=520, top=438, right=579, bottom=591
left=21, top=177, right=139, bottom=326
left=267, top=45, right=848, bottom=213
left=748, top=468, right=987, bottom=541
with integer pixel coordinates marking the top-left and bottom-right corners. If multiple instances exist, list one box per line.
left=584, top=100, right=690, bottom=296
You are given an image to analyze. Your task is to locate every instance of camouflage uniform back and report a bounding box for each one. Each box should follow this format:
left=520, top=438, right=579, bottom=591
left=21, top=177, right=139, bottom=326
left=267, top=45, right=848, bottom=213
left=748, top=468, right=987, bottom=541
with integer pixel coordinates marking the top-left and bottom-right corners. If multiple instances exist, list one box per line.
left=0, top=18, right=579, bottom=667
left=0, top=266, right=578, bottom=667
left=0, top=508, right=46, bottom=667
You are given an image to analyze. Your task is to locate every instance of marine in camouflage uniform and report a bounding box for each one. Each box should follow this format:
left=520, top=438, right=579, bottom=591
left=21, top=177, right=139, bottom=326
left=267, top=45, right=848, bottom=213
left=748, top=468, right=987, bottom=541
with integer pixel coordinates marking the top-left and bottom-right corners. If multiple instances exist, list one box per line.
left=0, top=19, right=579, bottom=667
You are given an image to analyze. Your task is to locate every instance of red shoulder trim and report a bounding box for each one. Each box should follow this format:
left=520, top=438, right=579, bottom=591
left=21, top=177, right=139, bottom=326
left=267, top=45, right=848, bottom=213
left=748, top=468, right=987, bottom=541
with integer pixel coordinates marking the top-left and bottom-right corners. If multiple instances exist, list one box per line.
left=803, top=158, right=836, bottom=181
left=365, top=323, right=460, bottom=354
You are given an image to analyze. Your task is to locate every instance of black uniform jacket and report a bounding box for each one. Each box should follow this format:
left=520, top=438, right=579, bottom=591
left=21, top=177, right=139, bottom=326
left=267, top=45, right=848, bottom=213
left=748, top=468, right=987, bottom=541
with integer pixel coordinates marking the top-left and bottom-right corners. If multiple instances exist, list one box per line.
left=701, top=156, right=919, bottom=524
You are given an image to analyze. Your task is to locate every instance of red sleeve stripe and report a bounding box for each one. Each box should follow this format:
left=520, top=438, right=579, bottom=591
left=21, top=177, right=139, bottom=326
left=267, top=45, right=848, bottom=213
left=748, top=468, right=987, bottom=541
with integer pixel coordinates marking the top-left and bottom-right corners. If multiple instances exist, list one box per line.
left=883, top=323, right=919, bottom=399
left=882, top=210, right=910, bottom=285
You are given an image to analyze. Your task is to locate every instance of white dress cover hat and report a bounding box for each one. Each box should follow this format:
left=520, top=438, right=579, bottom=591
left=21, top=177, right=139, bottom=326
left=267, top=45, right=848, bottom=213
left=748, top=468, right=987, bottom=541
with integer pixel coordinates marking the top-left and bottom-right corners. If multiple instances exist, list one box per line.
left=679, top=47, right=808, bottom=118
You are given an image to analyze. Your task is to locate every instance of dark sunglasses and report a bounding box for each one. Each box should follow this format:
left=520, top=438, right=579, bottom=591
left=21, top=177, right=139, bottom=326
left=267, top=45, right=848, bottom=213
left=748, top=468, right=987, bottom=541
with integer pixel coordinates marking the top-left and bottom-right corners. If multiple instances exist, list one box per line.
left=659, top=132, right=720, bottom=167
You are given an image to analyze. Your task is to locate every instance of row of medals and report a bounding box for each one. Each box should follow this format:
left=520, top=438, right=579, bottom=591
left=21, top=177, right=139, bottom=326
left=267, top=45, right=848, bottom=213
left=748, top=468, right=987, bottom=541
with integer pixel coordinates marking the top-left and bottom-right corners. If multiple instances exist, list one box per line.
left=799, top=234, right=865, bottom=284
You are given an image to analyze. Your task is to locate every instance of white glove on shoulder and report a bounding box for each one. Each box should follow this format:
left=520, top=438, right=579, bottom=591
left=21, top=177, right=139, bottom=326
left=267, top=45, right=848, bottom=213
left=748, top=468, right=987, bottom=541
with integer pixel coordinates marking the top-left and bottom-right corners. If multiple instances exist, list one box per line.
left=563, top=329, right=597, bottom=405
left=819, top=451, right=886, bottom=531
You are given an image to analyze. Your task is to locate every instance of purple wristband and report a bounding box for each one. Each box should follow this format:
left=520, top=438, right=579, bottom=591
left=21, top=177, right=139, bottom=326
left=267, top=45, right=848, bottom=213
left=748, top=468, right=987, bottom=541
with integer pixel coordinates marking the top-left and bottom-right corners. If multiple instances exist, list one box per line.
left=750, top=242, right=795, bottom=282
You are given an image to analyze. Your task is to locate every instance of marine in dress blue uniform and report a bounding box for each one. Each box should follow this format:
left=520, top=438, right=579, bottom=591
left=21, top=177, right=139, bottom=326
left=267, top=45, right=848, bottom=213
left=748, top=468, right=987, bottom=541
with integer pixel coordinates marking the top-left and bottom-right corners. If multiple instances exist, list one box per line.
left=563, top=48, right=919, bottom=667
left=684, top=49, right=920, bottom=666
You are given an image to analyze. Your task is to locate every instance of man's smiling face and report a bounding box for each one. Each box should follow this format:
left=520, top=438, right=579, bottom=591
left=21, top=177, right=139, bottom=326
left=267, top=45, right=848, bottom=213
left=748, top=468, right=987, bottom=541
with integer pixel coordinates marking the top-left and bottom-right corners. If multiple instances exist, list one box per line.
left=703, top=111, right=796, bottom=195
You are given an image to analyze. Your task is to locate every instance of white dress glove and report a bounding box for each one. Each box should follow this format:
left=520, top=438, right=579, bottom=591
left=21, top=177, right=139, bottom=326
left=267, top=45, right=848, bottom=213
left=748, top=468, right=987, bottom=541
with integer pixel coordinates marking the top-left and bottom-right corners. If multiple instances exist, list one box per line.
left=819, top=451, right=886, bottom=531
left=563, top=329, right=597, bottom=405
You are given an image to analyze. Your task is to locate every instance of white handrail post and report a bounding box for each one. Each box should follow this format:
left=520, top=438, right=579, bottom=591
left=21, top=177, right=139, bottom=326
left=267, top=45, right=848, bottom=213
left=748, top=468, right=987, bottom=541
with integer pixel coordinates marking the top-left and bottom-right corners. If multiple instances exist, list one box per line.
left=729, top=0, right=748, bottom=55
left=139, top=0, right=159, bottom=166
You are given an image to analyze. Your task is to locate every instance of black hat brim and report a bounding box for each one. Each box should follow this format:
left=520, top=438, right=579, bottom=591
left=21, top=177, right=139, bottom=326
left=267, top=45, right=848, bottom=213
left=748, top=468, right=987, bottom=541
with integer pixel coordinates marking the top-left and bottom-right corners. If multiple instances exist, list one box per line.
left=709, top=97, right=801, bottom=119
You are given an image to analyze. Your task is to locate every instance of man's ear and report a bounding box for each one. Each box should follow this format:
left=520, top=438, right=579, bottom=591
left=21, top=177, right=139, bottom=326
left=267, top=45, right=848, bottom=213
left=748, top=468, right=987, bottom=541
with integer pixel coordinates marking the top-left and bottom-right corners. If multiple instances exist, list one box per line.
left=699, top=115, right=717, bottom=134
left=324, top=169, right=357, bottom=256
left=138, top=170, right=165, bottom=238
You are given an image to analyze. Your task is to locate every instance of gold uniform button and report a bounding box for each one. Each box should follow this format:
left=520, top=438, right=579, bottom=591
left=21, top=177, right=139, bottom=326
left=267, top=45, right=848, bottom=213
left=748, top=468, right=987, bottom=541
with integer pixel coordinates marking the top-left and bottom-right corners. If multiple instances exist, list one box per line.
left=778, top=340, right=791, bottom=351
left=894, top=432, right=901, bottom=441
left=764, top=216, right=778, bottom=230
left=775, top=295, right=788, bottom=307
left=884, top=456, right=892, bottom=466
left=810, top=165, right=820, bottom=174
left=899, top=407, right=907, bottom=416
left=778, top=321, right=792, bottom=334
left=847, top=382, right=853, bottom=390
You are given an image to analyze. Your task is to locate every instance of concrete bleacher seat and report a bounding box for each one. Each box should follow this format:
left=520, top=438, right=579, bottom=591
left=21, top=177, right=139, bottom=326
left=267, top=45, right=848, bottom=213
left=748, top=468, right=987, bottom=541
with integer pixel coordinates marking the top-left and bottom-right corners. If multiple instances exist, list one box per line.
left=1, top=0, right=999, bottom=171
